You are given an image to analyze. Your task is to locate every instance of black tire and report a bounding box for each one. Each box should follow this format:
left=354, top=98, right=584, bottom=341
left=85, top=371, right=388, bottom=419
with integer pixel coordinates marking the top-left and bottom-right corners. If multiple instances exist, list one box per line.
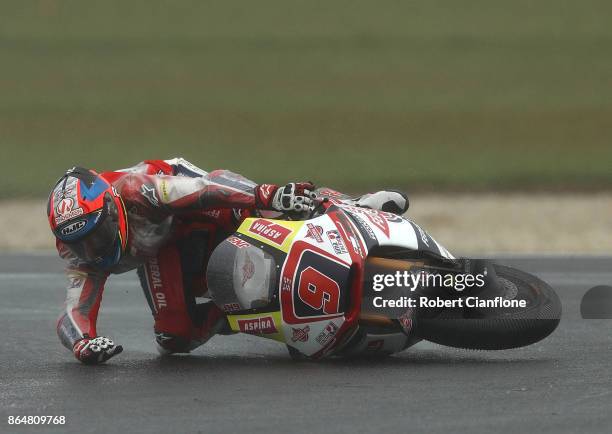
left=417, top=265, right=562, bottom=350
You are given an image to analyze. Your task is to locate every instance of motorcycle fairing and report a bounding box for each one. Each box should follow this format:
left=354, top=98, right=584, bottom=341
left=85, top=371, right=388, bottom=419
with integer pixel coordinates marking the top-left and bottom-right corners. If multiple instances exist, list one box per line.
left=338, top=204, right=454, bottom=260
left=407, top=220, right=454, bottom=259
left=340, top=332, right=411, bottom=357
left=224, top=215, right=356, bottom=357
left=279, top=241, right=350, bottom=322
left=211, top=206, right=451, bottom=358
left=278, top=239, right=354, bottom=356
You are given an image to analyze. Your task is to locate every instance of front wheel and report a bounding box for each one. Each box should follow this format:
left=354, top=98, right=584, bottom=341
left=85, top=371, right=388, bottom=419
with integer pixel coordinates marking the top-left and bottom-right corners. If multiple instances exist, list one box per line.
left=417, top=265, right=562, bottom=350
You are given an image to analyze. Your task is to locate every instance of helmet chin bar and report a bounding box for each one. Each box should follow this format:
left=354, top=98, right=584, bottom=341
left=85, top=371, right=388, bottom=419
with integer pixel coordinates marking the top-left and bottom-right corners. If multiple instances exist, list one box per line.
left=90, top=237, right=123, bottom=268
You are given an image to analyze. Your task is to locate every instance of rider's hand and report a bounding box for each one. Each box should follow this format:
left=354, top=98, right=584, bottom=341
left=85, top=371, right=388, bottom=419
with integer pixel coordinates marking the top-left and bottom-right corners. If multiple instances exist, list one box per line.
left=73, top=336, right=123, bottom=365
left=255, top=182, right=317, bottom=213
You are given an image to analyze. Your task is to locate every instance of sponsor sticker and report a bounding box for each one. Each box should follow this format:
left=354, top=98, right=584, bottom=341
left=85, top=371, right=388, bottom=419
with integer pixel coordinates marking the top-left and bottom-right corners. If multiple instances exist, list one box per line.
left=68, top=276, right=84, bottom=289
left=248, top=219, right=291, bottom=246
left=291, top=326, right=310, bottom=342
left=56, top=197, right=74, bottom=216
left=222, top=303, right=242, bottom=313
left=237, top=316, right=278, bottom=334
left=317, top=188, right=345, bottom=198
left=55, top=207, right=84, bottom=224
left=140, top=184, right=160, bottom=207
left=203, top=209, right=221, bottom=219
left=315, top=321, right=339, bottom=346
left=227, top=236, right=251, bottom=249
left=361, top=210, right=390, bottom=237
left=160, top=180, right=169, bottom=202
left=306, top=223, right=324, bottom=243
left=145, top=258, right=168, bottom=311
left=232, top=208, right=244, bottom=222
left=326, top=230, right=348, bottom=255
left=345, top=206, right=391, bottom=237
left=258, top=183, right=276, bottom=201
left=281, top=276, right=292, bottom=292
left=414, top=223, right=431, bottom=248
left=60, top=219, right=87, bottom=237
left=347, top=233, right=363, bottom=257
left=54, top=177, right=77, bottom=203
left=348, top=213, right=377, bottom=243
left=241, top=251, right=255, bottom=286
left=334, top=218, right=364, bottom=258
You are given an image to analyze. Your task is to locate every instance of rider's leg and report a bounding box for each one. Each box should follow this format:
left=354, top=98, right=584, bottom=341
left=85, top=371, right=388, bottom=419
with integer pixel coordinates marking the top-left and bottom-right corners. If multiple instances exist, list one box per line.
left=137, top=245, right=195, bottom=353
left=137, top=243, right=225, bottom=354
left=175, top=227, right=231, bottom=337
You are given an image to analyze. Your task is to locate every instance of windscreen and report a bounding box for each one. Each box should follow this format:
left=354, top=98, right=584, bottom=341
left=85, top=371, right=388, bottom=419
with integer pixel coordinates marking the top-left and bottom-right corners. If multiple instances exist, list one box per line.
left=206, top=237, right=278, bottom=312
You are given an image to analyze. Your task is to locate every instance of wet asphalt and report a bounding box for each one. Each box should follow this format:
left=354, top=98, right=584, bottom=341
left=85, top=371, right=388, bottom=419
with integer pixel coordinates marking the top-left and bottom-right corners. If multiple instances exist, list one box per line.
left=1, top=254, right=611, bottom=434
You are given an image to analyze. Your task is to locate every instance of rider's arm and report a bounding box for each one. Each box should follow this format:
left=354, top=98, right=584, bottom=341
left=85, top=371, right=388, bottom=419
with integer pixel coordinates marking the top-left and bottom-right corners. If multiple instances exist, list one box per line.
left=158, top=171, right=317, bottom=214
left=116, top=170, right=261, bottom=212
left=56, top=249, right=109, bottom=350
left=114, top=158, right=254, bottom=212
left=115, top=168, right=314, bottom=215
left=115, top=157, right=208, bottom=177
left=111, top=158, right=260, bottom=210
left=109, top=156, right=315, bottom=215
left=160, top=169, right=262, bottom=211
left=56, top=247, right=122, bottom=364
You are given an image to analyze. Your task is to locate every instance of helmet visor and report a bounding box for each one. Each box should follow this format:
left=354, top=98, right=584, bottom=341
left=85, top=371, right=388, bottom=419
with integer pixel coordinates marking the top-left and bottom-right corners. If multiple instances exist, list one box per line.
left=58, top=193, right=121, bottom=263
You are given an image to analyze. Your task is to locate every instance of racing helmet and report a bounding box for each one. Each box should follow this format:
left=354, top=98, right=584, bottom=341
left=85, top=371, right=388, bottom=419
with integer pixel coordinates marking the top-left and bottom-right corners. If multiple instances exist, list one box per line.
left=47, top=167, right=128, bottom=267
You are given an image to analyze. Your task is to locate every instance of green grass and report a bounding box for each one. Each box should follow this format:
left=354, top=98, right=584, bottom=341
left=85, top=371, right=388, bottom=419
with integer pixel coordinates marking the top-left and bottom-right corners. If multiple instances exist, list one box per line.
left=1, top=0, right=611, bottom=198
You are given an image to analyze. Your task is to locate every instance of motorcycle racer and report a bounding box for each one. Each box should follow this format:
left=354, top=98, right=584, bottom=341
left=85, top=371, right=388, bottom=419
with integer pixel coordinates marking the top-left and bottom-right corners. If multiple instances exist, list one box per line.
left=47, top=158, right=408, bottom=364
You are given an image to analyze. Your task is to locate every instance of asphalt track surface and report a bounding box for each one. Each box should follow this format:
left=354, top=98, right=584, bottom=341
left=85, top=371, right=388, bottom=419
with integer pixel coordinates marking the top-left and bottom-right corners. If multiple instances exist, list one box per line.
left=1, top=253, right=611, bottom=434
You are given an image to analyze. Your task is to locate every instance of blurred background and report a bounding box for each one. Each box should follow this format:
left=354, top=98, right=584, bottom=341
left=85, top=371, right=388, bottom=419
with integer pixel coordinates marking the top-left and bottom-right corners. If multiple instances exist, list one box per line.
left=0, top=0, right=610, bottom=252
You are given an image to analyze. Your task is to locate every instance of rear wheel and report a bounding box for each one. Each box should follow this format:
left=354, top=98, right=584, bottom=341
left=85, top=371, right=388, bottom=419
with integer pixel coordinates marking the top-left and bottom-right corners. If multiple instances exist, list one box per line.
left=417, top=265, right=561, bottom=350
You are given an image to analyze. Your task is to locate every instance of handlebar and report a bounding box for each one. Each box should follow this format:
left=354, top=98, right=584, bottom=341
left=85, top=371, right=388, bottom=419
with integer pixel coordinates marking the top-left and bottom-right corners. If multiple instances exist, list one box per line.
left=282, top=197, right=330, bottom=221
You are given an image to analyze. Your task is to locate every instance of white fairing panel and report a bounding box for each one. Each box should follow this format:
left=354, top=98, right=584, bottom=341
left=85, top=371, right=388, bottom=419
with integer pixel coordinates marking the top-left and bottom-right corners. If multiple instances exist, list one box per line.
left=338, top=205, right=454, bottom=259
left=282, top=317, right=345, bottom=358
left=295, top=215, right=354, bottom=262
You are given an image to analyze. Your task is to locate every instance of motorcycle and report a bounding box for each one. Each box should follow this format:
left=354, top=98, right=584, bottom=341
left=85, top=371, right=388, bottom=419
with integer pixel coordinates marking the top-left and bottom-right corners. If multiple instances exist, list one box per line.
left=206, top=191, right=561, bottom=359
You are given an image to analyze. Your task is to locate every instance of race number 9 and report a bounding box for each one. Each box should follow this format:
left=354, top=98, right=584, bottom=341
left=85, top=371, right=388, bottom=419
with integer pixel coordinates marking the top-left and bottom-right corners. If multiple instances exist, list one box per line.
left=297, top=267, right=340, bottom=315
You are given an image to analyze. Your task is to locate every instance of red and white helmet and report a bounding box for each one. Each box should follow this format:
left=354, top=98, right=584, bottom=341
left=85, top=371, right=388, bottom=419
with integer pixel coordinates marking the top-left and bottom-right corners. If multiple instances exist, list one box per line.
left=47, top=167, right=128, bottom=267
